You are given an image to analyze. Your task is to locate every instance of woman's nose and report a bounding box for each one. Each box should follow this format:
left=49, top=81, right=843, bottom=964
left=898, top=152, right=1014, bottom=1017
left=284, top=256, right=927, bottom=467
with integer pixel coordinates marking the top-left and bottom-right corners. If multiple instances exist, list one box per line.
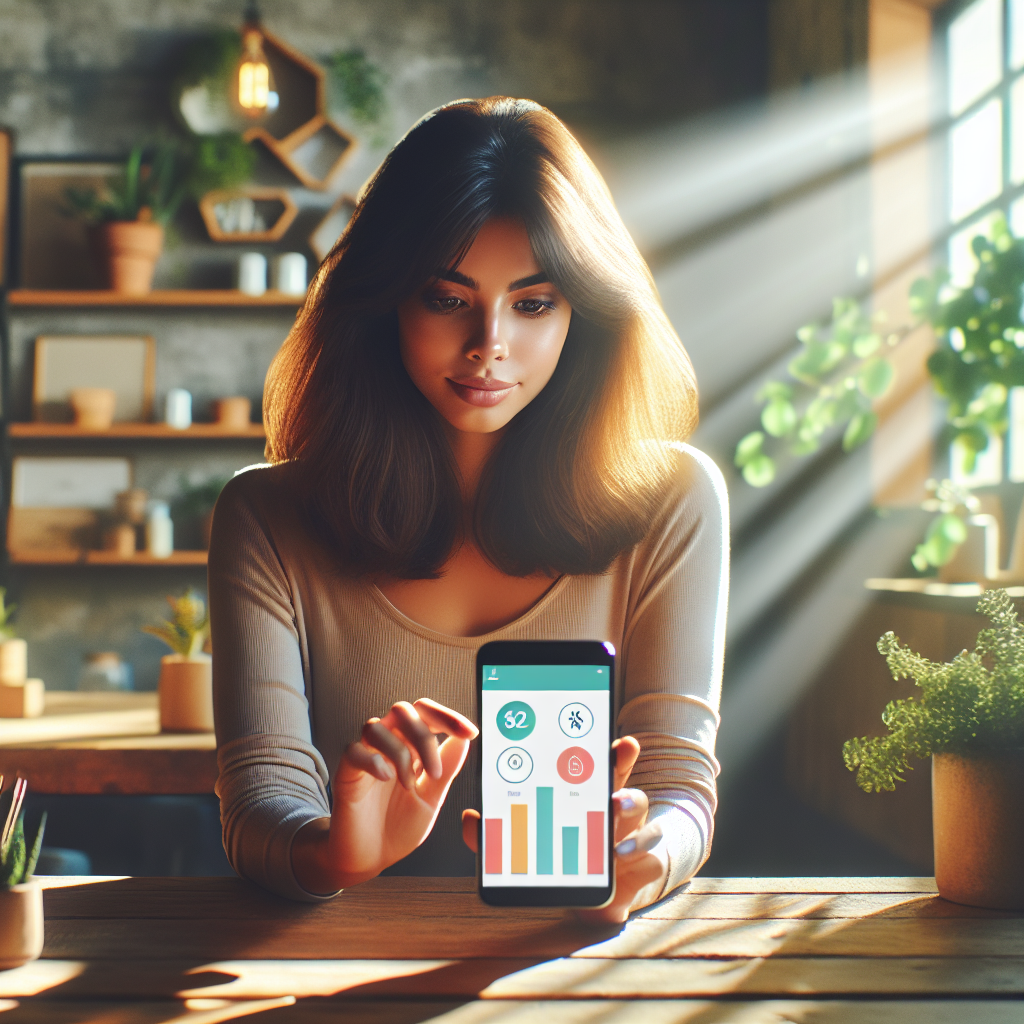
left=465, top=309, right=508, bottom=362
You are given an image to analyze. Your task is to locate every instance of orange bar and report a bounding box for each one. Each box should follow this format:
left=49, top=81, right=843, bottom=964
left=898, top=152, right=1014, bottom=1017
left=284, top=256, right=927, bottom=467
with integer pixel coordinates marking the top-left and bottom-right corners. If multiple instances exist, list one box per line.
left=511, top=804, right=528, bottom=874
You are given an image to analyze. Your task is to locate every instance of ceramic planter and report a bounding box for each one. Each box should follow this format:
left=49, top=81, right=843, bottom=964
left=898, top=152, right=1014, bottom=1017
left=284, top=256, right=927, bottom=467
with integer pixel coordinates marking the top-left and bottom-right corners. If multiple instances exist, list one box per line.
left=158, top=654, right=214, bottom=733
left=70, top=387, right=117, bottom=430
left=932, top=750, right=1024, bottom=910
left=93, top=221, right=164, bottom=294
left=0, top=639, right=27, bottom=685
left=0, top=881, right=44, bottom=969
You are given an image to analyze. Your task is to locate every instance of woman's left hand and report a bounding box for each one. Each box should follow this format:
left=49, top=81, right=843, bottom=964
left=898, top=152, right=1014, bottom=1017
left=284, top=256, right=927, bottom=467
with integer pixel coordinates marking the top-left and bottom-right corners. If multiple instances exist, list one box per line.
left=461, top=735, right=668, bottom=924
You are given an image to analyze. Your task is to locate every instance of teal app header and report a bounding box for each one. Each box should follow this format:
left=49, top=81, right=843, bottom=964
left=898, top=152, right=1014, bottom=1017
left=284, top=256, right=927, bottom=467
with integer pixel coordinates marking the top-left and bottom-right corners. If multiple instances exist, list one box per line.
left=482, top=664, right=610, bottom=690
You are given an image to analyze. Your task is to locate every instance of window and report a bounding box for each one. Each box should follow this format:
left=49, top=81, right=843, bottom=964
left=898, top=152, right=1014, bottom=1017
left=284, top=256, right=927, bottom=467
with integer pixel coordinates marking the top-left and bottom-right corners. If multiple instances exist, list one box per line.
left=946, top=0, right=1024, bottom=285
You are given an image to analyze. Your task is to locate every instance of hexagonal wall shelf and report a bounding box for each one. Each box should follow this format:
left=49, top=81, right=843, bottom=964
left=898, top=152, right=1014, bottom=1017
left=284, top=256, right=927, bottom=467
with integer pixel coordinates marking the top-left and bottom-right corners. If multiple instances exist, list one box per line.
left=199, top=186, right=299, bottom=243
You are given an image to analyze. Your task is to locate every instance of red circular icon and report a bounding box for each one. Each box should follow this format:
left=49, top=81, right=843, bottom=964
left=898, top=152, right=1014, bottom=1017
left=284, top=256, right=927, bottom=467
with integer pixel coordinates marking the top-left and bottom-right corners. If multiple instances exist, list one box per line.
left=556, top=746, right=595, bottom=784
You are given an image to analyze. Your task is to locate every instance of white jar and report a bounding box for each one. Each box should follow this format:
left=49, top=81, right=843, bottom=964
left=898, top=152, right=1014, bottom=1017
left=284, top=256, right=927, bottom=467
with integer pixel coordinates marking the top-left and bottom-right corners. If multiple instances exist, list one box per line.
left=237, top=252, right=267, bottom=296
left=146, top=501, right=174, bottom=559
left=275, top=252, right=307, bottom=295
left=165, top=388, right=192, bottom=429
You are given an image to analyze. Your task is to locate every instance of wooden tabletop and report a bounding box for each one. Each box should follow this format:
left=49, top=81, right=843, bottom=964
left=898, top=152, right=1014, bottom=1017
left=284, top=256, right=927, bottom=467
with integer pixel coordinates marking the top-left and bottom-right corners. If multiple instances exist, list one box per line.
left=0, top=692, right=217, bottom=795
left=1, top=875, right=1020, bottom=1022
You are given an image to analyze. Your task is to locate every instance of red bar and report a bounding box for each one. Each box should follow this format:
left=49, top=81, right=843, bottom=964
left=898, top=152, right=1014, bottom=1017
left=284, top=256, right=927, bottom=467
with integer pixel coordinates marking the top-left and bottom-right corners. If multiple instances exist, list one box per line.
left=484, top=818, right=503, bottom=874
left=587, top=811, right=604, bottom=874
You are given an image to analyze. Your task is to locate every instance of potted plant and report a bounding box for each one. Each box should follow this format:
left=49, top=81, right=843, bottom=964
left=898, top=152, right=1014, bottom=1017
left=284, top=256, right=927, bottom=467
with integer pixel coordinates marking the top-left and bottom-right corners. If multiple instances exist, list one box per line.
left=843, top=588, right=1024, bottom=909
left=64, top=134, right=254, bottom=294
left=143, top=590, right=213, bottom=733
left=173, top=475, right=229, bottom=550
left=0, top=778, right=47, bottom=969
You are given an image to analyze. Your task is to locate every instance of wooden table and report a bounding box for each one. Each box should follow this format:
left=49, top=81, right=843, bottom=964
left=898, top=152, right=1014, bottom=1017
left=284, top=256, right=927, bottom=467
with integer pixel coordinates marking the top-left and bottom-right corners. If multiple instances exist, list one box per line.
left=0, top=692, right=217, bottom=795
left=1, top=875, right=1020, bottom=1022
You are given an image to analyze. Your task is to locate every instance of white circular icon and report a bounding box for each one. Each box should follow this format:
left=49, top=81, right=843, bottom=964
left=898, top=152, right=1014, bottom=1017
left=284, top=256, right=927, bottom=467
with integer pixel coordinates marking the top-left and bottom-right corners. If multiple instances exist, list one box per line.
left=559, top=702, right=594, bottom=738
left=496, top=746, right=534, bottom=783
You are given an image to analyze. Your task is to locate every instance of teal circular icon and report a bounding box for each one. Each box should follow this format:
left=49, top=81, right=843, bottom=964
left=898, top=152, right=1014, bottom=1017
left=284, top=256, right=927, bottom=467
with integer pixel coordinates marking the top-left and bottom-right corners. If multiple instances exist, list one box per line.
left=497, top=700, right=536, bottom=739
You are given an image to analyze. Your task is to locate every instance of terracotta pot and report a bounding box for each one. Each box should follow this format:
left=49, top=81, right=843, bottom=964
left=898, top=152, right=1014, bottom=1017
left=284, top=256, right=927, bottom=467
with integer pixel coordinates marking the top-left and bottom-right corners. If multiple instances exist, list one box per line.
left=212, top=396, right=252, bottom=431
left=0, top=881, right=44, bottom=969
left=158, top=654, right=214, bottom=733
left=103, top=522, right=137, bottom=559
left=933, top=751, right=1024, bottom=910
left=70, top=387, right=117, bottom=430
left=94, top=221, right=164, bottom=294
left=0, top=638, right=27, bottom=685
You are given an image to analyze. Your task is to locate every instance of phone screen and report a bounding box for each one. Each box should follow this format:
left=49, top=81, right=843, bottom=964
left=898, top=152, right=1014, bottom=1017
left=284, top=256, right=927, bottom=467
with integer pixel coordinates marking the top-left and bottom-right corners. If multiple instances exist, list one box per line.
left=479, top=658, right=612, bottom=895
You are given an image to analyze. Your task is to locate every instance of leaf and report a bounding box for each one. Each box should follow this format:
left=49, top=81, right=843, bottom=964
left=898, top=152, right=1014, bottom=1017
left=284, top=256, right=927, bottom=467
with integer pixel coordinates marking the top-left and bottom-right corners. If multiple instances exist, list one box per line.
left=734, top=431, right=764, bottom=466
left=0, top=814, right=25, bottom=888
left=761, top=399, right=797, bottom=437
left=857, top=358, right=894, bottom=398
left=755, top=380, right=792, bottom=403
left=842, top=410, right=877, bottom=451
left=789, top=341, right=846, bottom=384
left=852, top=333, right=882, bottom=358
left=24, top=812, right=45, bottom=881
left=741, top=454, right=776, bottom=487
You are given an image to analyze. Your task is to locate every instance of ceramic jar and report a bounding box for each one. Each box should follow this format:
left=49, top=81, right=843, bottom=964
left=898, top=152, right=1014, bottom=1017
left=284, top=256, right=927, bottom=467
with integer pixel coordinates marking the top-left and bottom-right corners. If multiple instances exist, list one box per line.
left=932, top=751, right=1024, bottom=910
left=0, top=881, right=44, bottom=969
left=158, top=654, right=214, bottom=732
left=0, top=638, right=27, bottom=685
left=70, top=387, right=116, bottom=430
left=94, top=220, right=164, bottom=294
left=213, top=397, right=252, bottom=431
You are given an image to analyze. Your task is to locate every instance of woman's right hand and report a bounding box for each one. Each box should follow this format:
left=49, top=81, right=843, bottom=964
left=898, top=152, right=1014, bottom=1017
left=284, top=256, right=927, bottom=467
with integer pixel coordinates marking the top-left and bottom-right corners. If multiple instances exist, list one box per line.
left=291, top=698, right=478, bottom=894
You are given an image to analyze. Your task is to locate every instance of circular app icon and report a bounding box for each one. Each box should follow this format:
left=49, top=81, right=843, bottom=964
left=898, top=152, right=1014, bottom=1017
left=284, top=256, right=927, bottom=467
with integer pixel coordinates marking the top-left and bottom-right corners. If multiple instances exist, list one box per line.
left=497, top=746, right=534, bottom=783
left=497, top=700, right=536, bottom=739
left=558, top=701, right=594, bottom=738
left=556, top=745, right=595, bottom=784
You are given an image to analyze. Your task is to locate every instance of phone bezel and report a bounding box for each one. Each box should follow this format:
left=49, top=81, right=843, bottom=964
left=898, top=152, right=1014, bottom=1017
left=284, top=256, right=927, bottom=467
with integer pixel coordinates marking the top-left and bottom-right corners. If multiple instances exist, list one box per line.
left=476, top=639, right=615, bottom=908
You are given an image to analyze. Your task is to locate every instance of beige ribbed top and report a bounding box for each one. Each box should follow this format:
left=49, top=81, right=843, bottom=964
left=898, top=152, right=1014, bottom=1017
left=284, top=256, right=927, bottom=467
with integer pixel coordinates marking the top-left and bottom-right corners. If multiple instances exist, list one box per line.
left=209, top=444, right=729, bottom=903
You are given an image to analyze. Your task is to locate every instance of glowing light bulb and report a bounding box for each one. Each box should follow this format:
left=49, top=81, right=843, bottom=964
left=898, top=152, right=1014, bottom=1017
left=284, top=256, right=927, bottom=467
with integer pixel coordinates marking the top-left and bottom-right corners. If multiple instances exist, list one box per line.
left=237, top=27, right=277, bottom=117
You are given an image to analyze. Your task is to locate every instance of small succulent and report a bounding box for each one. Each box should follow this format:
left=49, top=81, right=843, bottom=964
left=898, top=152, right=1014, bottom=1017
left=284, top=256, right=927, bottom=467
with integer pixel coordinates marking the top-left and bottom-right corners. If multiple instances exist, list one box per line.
left=0, top=778, right=46, bottom=889
left=142, top=589, right=210, bottom=658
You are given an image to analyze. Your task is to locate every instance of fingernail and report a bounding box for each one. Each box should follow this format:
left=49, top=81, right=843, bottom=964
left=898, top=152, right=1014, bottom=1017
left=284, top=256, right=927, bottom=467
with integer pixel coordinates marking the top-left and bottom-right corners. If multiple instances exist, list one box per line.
left=618, top=794, right=635, bottom=811
left=615, top=838, right=636, bottom=856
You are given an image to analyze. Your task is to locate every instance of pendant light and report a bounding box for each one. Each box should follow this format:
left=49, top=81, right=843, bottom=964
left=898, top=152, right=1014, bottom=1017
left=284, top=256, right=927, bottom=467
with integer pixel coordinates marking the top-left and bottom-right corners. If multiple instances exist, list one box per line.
left=236, top=3, right=278, bottom=118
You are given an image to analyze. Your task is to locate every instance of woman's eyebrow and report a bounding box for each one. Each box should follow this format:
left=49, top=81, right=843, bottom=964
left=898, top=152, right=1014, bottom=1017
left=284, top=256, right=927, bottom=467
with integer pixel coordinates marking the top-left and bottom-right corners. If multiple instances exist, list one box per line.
left=437, top=269, right=478, bottom=288
left=508, top=272, right=549, bottom=292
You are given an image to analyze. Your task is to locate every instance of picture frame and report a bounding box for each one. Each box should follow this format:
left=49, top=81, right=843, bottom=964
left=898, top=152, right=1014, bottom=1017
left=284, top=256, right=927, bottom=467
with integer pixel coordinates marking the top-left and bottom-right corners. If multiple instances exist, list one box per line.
left=33, top=335, right=156, bottom=423
left=16, top=158, right=120, bottom=288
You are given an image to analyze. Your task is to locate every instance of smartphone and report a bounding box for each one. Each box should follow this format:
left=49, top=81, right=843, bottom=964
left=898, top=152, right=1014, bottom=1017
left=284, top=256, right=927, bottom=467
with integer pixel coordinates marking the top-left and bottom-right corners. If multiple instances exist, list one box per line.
left=476, top=639, right=615, bottom=907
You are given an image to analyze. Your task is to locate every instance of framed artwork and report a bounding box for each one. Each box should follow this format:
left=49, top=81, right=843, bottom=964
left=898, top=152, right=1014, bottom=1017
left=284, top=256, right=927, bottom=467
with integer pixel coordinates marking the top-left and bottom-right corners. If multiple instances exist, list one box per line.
left=33, top=335, right=156, bottom=423
left=17, top=159, right=120, bottom=288
left=309, top=193, right=357, bottom=264
left=0, top=130, right=10, bottom=286
left=12, top=456, right=132, bottom=509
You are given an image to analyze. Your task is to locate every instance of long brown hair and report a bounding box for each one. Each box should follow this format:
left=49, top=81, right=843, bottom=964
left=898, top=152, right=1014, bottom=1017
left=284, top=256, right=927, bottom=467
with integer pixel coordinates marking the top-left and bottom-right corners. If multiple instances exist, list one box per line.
left=264, top=97, right=698, bottom=579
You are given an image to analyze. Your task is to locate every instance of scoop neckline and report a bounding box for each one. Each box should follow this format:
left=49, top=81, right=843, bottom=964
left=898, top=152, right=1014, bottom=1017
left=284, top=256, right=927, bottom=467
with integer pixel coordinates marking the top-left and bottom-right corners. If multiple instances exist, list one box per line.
left=367, top=573, right=570, bottom=648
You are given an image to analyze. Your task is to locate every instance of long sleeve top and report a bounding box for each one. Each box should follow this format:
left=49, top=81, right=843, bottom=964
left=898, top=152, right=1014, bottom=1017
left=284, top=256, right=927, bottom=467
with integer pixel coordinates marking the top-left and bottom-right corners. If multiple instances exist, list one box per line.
left=209, top=443, right=729, bottom=902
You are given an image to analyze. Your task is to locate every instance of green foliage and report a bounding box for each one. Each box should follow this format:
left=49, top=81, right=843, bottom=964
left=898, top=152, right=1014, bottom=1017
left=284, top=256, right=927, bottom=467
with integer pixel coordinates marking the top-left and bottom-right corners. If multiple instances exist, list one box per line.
left=177, top=29, right=242, bottom=90
left=843, top=588, right=1024, bottom=792
left=0, top=588, right=16, bottom=642
left=64, top=135, right=254, bottom=227
left=0, top=803, right=45, bottom=890
left=913, top=214, right=1024, bottom=472
left=329, top=48, right=388, bottom=127
left=910, top=479, right=979, bottom=572
left=173, top=475, right=230, bottom=520
left=142, top=589, right=210, bottom=658
left=734, top=297, right=898, bottom=486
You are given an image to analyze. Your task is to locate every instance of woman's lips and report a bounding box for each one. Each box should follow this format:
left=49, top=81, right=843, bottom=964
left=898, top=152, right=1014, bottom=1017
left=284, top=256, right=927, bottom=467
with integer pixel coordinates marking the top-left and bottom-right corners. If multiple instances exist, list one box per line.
left=446, top=376, right=518, bottom=407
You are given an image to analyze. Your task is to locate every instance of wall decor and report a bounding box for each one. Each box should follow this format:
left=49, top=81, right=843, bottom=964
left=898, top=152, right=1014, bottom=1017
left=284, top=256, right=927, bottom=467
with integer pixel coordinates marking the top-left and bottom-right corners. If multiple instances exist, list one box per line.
left=199, top=186, right=297, bottom=242
left=17, top=160, right=120, bottom=289
left=33, top=335, right=155, bottom=423
left=309, top=193, right=356, bottom=264
left=12, top=457, right=132, bottom=509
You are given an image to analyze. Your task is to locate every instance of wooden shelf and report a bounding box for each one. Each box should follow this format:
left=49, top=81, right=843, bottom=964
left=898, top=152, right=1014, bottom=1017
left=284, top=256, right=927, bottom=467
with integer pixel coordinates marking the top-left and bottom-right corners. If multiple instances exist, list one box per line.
left=8, top=422, right=266, bottom=439
left=9, top=549, right=208, bottom=566
left=7, top=289, right=306, bottom=308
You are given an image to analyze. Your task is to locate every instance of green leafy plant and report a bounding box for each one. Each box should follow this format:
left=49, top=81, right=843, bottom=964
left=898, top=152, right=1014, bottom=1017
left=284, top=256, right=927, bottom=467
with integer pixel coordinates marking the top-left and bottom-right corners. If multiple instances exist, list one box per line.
left=734, top=297, right=901, bottom=486
left=843, top=588, right=1024, bottom=792
left=142, top=589, right=210, bottom=658
left=64, top=135, right=254, bottom=227
left=0, top=589, right=16, bottom=642
left=329, top=48, right=388, bottom=127
left=910, top=478, right=979, bottom=572
left=173, top=475, right=230, bottom=521
left=0, top=780, right=46, bottom=889
left=912, top=214, right=1024, bottom=474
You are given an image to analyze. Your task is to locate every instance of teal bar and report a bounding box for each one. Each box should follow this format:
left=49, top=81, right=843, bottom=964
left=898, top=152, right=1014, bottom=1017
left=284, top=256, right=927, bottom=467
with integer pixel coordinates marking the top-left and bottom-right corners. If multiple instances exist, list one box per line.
left=562, top=826, right=579, bottom=875
left=537, top=788, right=553, bottom=874
left=482, top=664, right=609, bottom=690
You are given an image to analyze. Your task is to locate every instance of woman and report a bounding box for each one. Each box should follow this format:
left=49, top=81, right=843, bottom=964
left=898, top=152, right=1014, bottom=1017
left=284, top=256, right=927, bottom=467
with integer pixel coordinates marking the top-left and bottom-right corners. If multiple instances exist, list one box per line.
left=210, top=96, right=728, bottom=921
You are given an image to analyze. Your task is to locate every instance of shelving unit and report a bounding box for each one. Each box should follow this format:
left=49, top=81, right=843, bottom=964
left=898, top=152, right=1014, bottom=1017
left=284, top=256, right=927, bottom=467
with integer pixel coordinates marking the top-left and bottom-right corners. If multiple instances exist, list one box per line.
left=8, top=289, right=305, bottom=307
left=9, top=422, right=266, bottom=439
left=9, top=550, right=208, bottom=566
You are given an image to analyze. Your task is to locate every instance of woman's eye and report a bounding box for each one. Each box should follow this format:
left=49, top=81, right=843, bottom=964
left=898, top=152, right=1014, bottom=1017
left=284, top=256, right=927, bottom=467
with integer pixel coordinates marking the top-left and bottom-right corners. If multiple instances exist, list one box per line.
left=426, top=294, right=466, bottom=313
left=514, top=298, right=554, bottom=316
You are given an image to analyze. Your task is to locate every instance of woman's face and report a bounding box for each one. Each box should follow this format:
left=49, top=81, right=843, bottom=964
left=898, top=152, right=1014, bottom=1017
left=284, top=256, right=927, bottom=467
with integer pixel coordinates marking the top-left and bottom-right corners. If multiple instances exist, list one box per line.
left=397, top=217, right=572, bottom=436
